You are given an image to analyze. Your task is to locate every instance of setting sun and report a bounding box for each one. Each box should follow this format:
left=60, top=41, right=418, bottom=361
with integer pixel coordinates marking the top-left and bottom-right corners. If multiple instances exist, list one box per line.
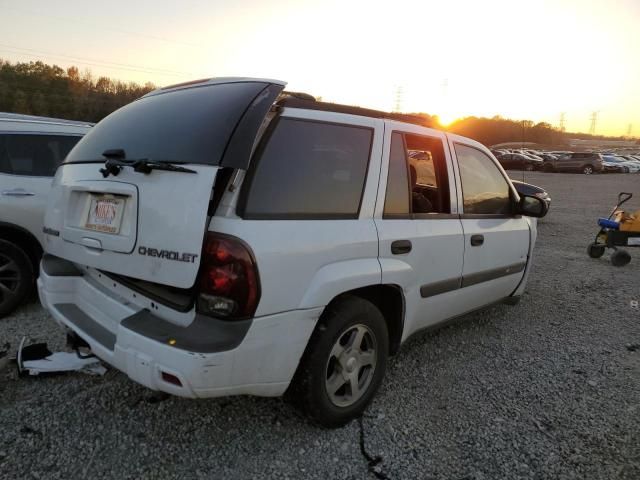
left=435, top=112, right=459, bottom=128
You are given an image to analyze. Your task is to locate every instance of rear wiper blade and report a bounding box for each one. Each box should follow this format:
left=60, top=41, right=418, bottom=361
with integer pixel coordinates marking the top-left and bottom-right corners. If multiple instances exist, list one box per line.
left=99, top=158, right=197, bottom=178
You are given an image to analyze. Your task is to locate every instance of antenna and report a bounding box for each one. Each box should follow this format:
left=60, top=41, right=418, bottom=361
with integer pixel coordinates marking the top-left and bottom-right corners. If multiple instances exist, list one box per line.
left=559, top=112, right=566, bottom=132
left=588, top=111, right=599, bottom=135
left=393, top=86, right=404, bottom=113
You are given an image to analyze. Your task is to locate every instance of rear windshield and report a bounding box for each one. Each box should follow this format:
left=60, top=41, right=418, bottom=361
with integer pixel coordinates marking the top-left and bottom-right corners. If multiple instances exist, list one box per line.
left=65, top=82, right=267, bottom=165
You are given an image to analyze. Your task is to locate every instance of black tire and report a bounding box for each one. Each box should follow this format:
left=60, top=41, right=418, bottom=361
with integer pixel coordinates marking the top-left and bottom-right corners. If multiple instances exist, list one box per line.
left=287, top=295, right=389, bottom=428
left=525, top=163, right=534, bottom=172
left=582, top=165, right=594, bottom=175
left=0, top=240, right=34, bottom=318
left=543, top=163, right=554, bottom=172
left=587, top=243, right=606, bottom=258
left=611, top=249, right=631, bottom=267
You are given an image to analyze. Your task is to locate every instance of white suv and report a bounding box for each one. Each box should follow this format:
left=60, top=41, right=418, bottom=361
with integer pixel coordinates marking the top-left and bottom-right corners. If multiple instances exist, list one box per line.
left=38, top=78, right=547, bottom=427
left=0, top=113, right=90, bottom=317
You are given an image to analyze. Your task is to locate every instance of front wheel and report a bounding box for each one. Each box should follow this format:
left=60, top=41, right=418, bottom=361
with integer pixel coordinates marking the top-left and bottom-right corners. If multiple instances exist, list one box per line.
left=582, top=165, right=594, bottom=175
left=587, top=243, right=605, bottom=258
left=288, top=295, right=388, bottom=428
left=0, top=240, right=34, bottom=318
left=525, top=163, right=535, bottom=172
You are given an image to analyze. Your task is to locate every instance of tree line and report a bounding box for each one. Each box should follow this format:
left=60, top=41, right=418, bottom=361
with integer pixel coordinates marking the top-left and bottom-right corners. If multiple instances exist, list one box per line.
left=1, top=58, right=636, bottom=146
left=0, top=58, right=155, bottom=122
left=443, top=116, right=636, bottom=147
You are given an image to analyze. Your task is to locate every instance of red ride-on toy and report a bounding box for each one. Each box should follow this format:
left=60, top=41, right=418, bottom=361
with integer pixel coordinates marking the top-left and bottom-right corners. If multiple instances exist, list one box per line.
left=587, top=192, right=640, bottom=266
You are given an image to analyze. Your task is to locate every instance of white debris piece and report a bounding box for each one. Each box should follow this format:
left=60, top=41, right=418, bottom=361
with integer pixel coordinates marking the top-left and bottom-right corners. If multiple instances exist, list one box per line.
left=17, top=337, right=107, bottom=376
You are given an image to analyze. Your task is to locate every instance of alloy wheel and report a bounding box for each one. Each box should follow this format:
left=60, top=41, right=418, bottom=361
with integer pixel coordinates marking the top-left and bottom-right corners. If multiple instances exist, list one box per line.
left=0, top=253, right=21, bottom=307
left=325, top=324, right=377, bottom=408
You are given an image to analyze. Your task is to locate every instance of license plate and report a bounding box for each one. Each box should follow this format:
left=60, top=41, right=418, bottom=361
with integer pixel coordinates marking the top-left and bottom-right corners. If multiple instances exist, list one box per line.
left=84, top=195, right=125, bottom=234
left=628, top=237, right=640, bottom=246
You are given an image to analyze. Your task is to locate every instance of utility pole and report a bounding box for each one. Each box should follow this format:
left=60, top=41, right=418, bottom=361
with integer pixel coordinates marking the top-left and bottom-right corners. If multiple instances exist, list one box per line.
left=559, top=112, right=566, bottom=132
left=627, top=123, right=633, bottom=138
left=588, top=111, right=599, bottom=135
left=393, top=86, right=404, bottom=113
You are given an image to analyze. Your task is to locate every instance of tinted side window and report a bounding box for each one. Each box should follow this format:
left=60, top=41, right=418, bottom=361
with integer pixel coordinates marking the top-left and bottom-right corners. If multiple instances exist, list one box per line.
left=383, top=133, right=410, bottom=216
left=242, top=118, right=373, bottom=219
left=0, top=134, right=81, bottom=176
left=455, top=143, right=512, bottom=215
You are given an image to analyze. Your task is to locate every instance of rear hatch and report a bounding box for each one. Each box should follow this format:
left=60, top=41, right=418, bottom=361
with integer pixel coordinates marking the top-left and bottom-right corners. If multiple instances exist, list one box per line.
left=43, top=78, right=284, bottom=288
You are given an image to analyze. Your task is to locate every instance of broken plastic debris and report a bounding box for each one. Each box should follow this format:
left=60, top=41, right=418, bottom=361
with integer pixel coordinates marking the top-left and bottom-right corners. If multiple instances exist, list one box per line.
left=17, top=337, right=107, bottom=376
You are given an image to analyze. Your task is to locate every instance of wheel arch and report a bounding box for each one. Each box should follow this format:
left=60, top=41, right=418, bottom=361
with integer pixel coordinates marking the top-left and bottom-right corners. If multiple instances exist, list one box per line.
left=323, top=284, right=406, bottom=356
left=0, top=222, right=43, bottom=274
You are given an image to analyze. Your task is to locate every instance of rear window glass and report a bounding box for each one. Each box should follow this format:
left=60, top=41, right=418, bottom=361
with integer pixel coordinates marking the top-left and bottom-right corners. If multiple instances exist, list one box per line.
left=65, top=82, right=267, bottom=165
left=241, top=118, right=373, bottom=219
left=0, top=134, right=81, bottom=176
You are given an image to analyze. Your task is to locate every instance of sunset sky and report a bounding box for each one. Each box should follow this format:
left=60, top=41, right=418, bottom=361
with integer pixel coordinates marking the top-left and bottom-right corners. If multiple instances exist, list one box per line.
left=1, top=0, right=638, bottom=136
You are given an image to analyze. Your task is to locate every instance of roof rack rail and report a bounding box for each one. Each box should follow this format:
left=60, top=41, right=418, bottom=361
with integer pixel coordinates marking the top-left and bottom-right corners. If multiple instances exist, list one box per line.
left=0, top=112, right=94, bottom=127
left=275, top=96, right=433, bottom=128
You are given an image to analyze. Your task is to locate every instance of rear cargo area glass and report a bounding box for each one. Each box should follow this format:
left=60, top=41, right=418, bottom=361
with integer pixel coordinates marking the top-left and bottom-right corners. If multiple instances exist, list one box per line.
left=65, top=82, right=267, bottom=166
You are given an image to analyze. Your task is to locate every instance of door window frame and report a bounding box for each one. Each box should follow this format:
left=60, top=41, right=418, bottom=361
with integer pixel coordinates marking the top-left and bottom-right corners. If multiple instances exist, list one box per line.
left=379, top=123, right=460, bottom=220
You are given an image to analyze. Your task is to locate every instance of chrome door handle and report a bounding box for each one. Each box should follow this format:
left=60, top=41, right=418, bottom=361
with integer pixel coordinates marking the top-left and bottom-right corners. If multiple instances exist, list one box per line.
left=2, top=189, right=35, bottom=197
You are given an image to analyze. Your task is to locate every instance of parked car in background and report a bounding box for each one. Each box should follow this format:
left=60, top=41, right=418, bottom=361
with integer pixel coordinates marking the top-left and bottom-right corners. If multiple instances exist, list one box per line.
left=496, top=152, right=543, bottom=171
left=511, top=180, right=551, bottom=210
left=37, top=77, right=547, bottom=427
left=537, top=153, right=558, bottom=162
left=0, top=113, right=91, bottom=317
left=543, top=152, right=603, bottom=174
left=616, top=156, right=640, bottom=172
left=601, top=155, right=636, bottom=173
left=602, top=155, right=628, bottom=173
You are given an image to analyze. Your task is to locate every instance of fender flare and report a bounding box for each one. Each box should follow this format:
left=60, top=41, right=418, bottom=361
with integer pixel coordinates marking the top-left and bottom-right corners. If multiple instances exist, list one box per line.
left=298, top=258, right=382, bottom=310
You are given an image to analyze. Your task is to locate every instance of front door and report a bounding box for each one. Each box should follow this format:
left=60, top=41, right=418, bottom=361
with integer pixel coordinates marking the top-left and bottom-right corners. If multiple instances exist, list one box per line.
left=375, top=122, right=465, bottom=340
left=448, top=138, right=530, bottom=310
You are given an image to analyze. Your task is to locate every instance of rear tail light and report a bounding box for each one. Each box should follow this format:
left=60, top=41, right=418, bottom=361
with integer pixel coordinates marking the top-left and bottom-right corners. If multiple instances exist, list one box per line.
left=196, top=232, right=260, bottom=320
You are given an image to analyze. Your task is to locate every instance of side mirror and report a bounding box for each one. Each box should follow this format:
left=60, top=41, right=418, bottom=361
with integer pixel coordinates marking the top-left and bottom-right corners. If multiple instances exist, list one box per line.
left=517, top=194, right=548, bottom=218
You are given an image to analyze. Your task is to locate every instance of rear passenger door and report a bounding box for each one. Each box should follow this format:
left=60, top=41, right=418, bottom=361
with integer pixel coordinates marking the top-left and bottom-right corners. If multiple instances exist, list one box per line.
left=449, top=137, right=530, bottom=309
left=375, top=123, right=465, bottom=339
left=0, top=133, right=81, bottom=242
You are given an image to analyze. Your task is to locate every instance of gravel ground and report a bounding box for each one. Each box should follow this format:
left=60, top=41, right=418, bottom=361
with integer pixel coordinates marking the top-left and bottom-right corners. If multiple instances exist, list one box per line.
left=1, top=172, right=639, bottom=480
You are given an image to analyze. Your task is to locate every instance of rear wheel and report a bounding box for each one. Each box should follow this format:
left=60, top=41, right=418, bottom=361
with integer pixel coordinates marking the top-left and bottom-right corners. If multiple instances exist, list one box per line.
left=582, top=165, right=594, bottom=175
left=587, top=243, right=605, bottom=258
left=0, top=240, right=34, bottom=318
left=611, top=249, right=631, bottom=267
left=288, top=295, right=388, bottom=428
left=525, top=163, right=534, bottom=172
left=543, top=163, right=554, bottom=172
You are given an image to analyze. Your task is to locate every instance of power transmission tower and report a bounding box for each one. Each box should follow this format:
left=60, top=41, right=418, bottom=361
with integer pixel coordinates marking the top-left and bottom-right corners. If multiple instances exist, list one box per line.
left=393, top=86, right=404, bottom=113
left=559, top=112, right=566, bottom=132
left=588, top=111, right=599, bottom=135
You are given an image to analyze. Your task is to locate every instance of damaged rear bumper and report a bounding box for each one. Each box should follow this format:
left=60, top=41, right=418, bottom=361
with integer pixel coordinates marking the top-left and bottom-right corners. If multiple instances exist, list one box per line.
left=38, top=255, right=320, bottom=398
